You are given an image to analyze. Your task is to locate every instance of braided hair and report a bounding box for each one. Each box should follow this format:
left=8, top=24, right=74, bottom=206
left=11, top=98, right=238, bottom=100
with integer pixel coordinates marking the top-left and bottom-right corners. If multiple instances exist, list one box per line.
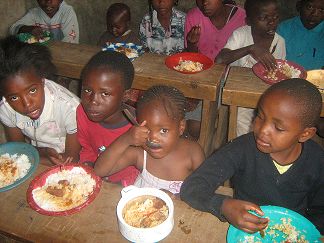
left=137, top=85, right=186, bottom=121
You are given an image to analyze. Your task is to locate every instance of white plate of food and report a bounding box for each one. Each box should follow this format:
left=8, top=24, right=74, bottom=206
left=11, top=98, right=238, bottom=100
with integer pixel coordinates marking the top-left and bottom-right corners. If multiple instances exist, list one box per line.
left=27, top=164, right=102, bottom=216
left=102, top=42, right=144, bottom=62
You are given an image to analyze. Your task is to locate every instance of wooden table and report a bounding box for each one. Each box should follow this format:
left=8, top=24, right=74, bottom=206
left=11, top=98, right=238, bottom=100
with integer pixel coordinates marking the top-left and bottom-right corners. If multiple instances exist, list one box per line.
left=222, top=66, right=324, bottom=141
left=0, top=164, right=229, bottom=243
left=48, top=42, right=226, bottom=155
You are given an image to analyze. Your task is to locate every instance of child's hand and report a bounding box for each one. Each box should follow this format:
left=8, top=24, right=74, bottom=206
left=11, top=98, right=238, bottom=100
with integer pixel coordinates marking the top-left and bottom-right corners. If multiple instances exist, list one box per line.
left=187, top=25, right=201, bottom=46
left=45, top=147, right=66, bottom=165
left=250, top=44, right=277, bottom=71
left=127, top=121, right=149, bottom=147
left=221, top=198, right=269, bottom=233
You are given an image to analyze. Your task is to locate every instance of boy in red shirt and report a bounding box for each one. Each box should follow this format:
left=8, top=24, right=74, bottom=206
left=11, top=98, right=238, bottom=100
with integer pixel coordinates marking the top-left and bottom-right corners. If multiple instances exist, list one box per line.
left=77, top=51, right=139, bottom=185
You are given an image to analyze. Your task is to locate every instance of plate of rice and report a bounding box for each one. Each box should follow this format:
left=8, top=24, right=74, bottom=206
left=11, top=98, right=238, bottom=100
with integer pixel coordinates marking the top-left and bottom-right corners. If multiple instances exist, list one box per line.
left=165, top=52, right=213, bottom=74
left=17, top=31, right=52, bottom=45
left=0, top=142, right=39, bottom=192
left=27, top=164, right=102, bottom=216
left=102, top=42, right=144, bottom=62
left=252, top=59, right=306, bottom=85
left=227, top=205, right=321, bottom=243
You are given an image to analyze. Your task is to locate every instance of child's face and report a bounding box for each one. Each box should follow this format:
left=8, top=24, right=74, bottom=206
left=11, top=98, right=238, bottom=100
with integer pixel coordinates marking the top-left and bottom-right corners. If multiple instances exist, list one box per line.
left=248, top=2, right=280, bottom=38
left=37, top=0, right=62, bottom=18
left=3, top=69, right=45, bottom=120
left=152, top=0, right=174, bottom=16
left=81, top=68, right=125, bottom=123
left=253, top=90, right=309, bottom=158
left=299, top=0, right=324, bottom=30
left=107, top=14, right=129, bottom=37
left=196, top=0, right=223, bottom=17
left=137, top=100, right=185, bottom=159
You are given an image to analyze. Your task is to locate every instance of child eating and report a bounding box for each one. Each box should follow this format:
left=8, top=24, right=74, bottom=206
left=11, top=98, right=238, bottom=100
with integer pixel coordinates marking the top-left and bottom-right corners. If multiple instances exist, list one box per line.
left=181, top=78, right=324, bottom=235
left=139, top=0, right=186, bottom=55
left=77, top=50, right=139, bottom=186
left=94, top=85, right=205, bottom=194
left=97, top=3, right=140, bottom=46
left=0, top=36, right=80, bottom=165
left=9, top=0, right=79, bottom=43
left=216, top=0, right=286, bottom=137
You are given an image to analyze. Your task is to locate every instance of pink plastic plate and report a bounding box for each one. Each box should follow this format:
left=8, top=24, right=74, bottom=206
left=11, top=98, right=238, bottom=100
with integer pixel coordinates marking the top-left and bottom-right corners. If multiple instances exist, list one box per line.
left=252, top=59, right=306, bottom=85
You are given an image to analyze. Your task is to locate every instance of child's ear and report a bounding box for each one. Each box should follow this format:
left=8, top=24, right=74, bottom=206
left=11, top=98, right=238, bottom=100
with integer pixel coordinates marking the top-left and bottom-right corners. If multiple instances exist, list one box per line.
left=298, top=127, right=317, bottom=143
left=179, top=119, right=186, bottom=136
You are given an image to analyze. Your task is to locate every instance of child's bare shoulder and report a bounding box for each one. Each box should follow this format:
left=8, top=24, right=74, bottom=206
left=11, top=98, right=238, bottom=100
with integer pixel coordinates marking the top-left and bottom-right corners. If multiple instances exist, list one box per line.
left=180, top=138, right=204, bottom=155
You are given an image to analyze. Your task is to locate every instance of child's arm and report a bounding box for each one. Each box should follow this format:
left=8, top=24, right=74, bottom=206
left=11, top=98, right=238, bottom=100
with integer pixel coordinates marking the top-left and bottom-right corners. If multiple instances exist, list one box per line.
left=9, top=9, right=40, bottom=36
left=94, top=122, right=149, bottom=177
left=185, top=25, right=201, bottom=53
left=3, top=125, right=26, bottom=142
left=62, top=133, right=80, bottom=162
left=60, top=7, right=79, bottom=43
left=217, top=44, right=277, bottom=70
left=221, top=198, right=269, bottom=233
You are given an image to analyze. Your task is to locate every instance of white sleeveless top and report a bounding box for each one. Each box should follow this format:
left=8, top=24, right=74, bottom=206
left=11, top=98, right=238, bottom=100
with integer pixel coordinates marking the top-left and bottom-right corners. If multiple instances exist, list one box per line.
left=134, top=151, right=183, bottom=194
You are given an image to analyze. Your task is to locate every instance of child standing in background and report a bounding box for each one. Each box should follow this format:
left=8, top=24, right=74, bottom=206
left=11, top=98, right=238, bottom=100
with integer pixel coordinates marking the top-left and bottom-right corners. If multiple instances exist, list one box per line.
left=181, top=78, right=324, bottom=235
left=9, top=0, right=79, bottom=43
left=77, top=51, right=139, bottom=186
left=277, top=0, right=324, bottom=70
left=97, top=3, right=140, bottom=46
left=0, top=36, right=80, bottom=165
left=185, top=0, right=246, bottom=61
left=216, top=0, right=286, bottom=137
left=94, top=85, right=205, bottom=194
left=184, top=0, right=246, bottom=140
left=139, top=0, right=186, bottom=55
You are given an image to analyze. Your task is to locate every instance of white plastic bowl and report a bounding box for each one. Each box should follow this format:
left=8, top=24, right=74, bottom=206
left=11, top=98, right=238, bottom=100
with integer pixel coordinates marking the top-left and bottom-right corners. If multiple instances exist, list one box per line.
left=116, top=186, right=174, bottom=243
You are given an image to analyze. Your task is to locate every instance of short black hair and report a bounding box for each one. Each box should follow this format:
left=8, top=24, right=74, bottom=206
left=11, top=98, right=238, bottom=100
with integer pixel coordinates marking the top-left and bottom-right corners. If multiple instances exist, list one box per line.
left=244, top=0, right=278, bottom=19
left=137, top=85, right=186, bottom=121
left=81, top=50, right=134, bottom=90
left=106, top=3, right=131, bottom=23
left=261, top=78, right=322, bottom=127
left=0, top=35, right=56, bottom=91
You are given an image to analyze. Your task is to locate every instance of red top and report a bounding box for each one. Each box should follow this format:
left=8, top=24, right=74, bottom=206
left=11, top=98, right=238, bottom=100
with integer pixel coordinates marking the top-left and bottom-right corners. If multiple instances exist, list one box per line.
left=76, top=104, right=139, bottom=185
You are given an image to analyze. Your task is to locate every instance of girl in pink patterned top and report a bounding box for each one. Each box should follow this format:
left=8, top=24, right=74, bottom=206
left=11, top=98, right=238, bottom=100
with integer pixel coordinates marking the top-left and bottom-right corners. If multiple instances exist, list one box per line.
left=185, top=0, right=246, bottom=61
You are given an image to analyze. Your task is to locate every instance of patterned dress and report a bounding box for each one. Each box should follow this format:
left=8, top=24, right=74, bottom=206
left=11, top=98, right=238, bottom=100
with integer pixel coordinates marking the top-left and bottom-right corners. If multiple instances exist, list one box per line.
left=139, top=7, right=186, bottom=55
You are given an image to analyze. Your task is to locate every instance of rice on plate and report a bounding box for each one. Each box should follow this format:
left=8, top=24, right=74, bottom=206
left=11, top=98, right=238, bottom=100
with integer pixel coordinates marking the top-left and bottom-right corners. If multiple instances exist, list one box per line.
left=32, top=167, right=96, bottom=211
left=0, top=153, right=31, bottom=188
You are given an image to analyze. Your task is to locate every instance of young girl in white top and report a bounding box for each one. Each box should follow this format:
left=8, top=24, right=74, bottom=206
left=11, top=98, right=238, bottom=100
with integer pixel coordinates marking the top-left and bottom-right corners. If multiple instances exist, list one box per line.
left=0, top=36, right=80, bottom=165
left=94, top=85, right=205, bottom=194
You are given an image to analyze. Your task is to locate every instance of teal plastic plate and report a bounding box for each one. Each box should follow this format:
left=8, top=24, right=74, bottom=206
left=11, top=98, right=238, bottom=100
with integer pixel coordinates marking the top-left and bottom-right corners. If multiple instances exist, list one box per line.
left=0, top=142, right=39, bottom=192
left=17, top=31, right=51, bottom=45
left=227, top=205, right=321, bottom=242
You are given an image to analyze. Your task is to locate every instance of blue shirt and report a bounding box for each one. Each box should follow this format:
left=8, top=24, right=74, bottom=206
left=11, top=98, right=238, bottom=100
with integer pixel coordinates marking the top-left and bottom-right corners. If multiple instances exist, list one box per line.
left=277, top=16, right=324, bottom=70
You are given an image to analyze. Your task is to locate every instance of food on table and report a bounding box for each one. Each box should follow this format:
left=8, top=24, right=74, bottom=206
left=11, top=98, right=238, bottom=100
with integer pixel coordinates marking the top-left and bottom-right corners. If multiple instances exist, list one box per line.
left=122, top=195, right=169, bottom=228
left=267, top=217, right=308, bottom=243
left=239, top=217, right=309, bottom=243
left=0, top=153, right=31, bottom=188
left=32, top=167, right=96, bottom=211
left=265, top=62, right=301, bottom=81
left=27, top=36, right=50, bottom=44
left=174, top=58, right=204, bottom=72
left=306, top=70, right=324, bottom=94
left=115, top=46, right=138, bottom=59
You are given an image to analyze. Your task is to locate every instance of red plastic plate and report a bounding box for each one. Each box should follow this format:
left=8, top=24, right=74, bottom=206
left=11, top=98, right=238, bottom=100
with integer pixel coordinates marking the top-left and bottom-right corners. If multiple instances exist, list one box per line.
left=165, top=52, right=213, bottom=74
left=252, top=59, right=306, bottom=85
left=27, top=164, right=102, bottom=216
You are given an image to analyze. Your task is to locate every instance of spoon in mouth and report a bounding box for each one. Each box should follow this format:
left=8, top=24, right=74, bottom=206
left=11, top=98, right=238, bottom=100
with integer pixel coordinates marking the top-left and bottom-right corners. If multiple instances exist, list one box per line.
left=146, top=140, right=162, bottom=149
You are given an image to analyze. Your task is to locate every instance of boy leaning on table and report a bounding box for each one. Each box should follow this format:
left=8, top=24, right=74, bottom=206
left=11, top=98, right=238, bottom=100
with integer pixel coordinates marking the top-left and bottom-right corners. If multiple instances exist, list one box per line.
left=180, top=78, right=324, bottom=236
